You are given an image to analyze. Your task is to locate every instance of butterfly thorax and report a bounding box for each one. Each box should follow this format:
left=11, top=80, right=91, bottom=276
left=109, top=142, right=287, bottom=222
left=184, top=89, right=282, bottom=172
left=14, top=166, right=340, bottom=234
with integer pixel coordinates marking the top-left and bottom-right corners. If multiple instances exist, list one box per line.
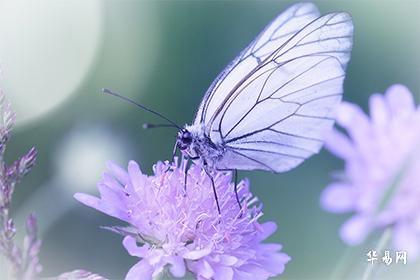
left=177, top=124, right=225, bottom=169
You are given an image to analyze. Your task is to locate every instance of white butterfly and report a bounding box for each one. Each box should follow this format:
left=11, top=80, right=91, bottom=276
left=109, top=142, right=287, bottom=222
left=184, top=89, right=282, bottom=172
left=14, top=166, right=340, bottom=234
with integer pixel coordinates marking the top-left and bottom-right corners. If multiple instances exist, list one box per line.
left=104, top=2, right=353, bottom=212
left=177, top=3, right=353, bottom=174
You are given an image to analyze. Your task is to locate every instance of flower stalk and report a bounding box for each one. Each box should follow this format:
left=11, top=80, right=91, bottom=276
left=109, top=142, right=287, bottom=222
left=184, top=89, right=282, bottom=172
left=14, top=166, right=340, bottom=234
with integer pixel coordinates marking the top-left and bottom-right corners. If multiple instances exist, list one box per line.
left=361, top=228, right=392, bottom=280
left=0, top=90, right=41, bottom=279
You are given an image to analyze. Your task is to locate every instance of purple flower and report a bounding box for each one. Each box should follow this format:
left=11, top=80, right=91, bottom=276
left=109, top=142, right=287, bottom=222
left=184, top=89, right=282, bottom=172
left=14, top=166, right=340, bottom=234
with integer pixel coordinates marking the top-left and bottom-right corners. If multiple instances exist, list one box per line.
left=58, top=269, right=107, bottom=280
left=75, top=159, right=290, bottom=280
left=321, top=84, right=420, bottom=258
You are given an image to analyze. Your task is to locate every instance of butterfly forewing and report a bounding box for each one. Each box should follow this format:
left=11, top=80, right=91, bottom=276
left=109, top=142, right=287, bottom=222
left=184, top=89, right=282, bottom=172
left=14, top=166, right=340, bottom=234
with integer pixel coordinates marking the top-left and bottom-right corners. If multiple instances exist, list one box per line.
left=194, top=2, right=321, bottom=128
left=194, top=3, right=353, bottom=172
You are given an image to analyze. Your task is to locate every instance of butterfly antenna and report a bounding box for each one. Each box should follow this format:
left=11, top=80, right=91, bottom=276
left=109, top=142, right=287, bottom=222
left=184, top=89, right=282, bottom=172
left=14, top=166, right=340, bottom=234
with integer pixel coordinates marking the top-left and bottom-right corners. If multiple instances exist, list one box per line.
left=102, top=88, right=182, bottom=130
left=142, top=123, right=179, bottom=129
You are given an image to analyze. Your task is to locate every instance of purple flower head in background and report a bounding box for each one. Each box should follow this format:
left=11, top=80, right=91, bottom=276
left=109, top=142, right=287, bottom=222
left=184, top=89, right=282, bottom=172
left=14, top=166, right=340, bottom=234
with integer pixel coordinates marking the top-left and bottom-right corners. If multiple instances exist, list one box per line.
left=321, top=84, right=420, bottom=258
left=75, top=159, right=290, bottom=280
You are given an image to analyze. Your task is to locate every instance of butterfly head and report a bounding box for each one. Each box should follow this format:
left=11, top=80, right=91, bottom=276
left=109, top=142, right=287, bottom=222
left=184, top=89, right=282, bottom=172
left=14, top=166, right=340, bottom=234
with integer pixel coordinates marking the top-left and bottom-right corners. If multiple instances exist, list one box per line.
left=176, top=129, right=193, bottom=151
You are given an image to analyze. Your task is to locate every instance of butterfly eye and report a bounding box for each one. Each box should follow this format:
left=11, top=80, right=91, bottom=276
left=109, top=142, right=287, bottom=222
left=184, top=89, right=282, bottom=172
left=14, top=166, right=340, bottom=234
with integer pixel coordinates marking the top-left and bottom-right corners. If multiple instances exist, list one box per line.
left=182, top=131, right=192, bottom=144
left=176, top=130, right=192, bottom=150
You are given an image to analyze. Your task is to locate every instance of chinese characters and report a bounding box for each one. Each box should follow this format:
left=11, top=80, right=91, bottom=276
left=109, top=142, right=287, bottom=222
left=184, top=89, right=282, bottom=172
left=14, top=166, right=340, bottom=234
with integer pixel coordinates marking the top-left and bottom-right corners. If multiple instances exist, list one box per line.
left=367, top=250, right=407, bottom=265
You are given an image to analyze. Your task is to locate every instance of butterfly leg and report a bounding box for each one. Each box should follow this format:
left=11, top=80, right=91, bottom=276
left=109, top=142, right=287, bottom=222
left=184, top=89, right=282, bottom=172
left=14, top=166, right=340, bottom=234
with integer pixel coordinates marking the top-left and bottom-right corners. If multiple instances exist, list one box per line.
left=187, top=156, right=200, bottom=160
left=164, top=141, right=180, bottom=173
left=183, top=155, right=200, bottom=193
left=233, top=169, right=242, bottom=211
left=217, top=169, right=242, bottom=211
left=183, top=160, right=188, bottom=194
left=204, top=165, right=221, bottom=215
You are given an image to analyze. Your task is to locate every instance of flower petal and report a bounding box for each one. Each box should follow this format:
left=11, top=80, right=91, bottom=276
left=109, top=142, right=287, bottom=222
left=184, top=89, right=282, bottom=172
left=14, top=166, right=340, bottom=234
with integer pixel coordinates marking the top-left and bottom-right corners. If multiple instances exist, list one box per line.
left=258, top=251, right=290, bottom=275
left=166, top=256, right=186, bottom=278
left=214, top=266, right=234, bottom=280
left=336, top=102, right=370, bottom=137
left=340, top=215, right=372, bottom=245
left=320, top=183, right=355, bottom=213
left=74, top=191, right=129, bottom=222
left=182, top=247, right=212, bottom=260
left=123, top=236, right=148, bottom=258
left=128, top=161, right=144, bottom=192
left=194, top=259, right=214, bottom=279
left=219, top=255, right=238, bottom=266
left=393, top=222, right=419, bottom=260
left=257, top=243, right=283, bottom=253
left=106, top=160, right=129, bottom=185
left=369, top=93, right=390, bottom=128
left=325, top=129, right=354, bottom=159
left=259, top=222, right=277, bottom=240
left=385, top=84, right=415, bottom=117
left=97, top=183, right=125, bottom=206
left=335, top=102, right=372, bottom=156
left=74, top=193, right=101, bottom=210
left=125, top=260, right=153, bottom=280
left=235, top=264, right=270, bottom=280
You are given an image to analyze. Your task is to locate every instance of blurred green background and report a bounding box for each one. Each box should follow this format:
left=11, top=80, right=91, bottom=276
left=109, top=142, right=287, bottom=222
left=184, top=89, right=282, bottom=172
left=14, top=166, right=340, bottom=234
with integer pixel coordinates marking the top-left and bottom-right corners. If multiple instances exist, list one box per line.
left=1, top=0, right=419, bottom=279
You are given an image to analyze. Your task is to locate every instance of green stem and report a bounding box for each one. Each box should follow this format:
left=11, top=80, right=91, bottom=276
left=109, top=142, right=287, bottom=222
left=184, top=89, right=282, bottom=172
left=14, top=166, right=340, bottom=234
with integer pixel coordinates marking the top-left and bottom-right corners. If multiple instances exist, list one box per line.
left=329, top=245, right=358, bottom=280
left=361, top=228, right=392, bottom=280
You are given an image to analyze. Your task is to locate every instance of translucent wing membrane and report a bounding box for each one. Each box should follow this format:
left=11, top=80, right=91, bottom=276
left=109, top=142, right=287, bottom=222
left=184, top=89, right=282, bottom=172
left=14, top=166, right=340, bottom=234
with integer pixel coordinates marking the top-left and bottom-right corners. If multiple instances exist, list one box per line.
left=194, top=2, right=320, bottom=126
left=195, top=3, right=353, bottom=172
